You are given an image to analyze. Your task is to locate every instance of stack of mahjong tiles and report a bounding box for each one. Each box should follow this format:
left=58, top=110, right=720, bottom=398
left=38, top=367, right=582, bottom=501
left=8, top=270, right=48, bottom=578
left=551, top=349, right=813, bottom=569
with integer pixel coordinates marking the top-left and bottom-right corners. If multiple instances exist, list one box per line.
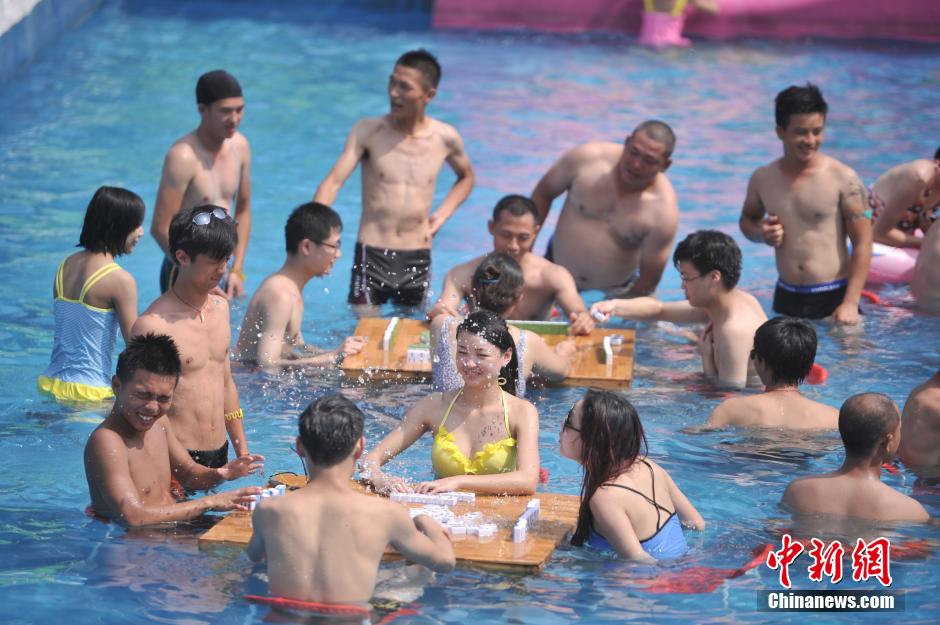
left=340, top=317, right=634, bottom=389
left=390, top=491, right=498, bottom=538
left=199, top=475, right=582, bottom=572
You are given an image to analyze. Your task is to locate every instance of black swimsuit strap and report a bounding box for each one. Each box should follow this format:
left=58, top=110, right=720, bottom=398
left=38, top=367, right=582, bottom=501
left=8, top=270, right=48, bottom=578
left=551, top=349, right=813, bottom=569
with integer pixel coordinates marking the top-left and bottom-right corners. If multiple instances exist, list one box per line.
left=601, top=460, right=674, bottom=531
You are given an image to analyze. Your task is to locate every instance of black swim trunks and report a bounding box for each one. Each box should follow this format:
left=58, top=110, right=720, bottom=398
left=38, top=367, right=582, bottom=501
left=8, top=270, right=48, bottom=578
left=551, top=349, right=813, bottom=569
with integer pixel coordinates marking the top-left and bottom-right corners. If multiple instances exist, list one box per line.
left=348, top=242, right=431, bottom=307
left=188, top=440, right=229, bottom=469
left=773, top=278, right=850, bottom=319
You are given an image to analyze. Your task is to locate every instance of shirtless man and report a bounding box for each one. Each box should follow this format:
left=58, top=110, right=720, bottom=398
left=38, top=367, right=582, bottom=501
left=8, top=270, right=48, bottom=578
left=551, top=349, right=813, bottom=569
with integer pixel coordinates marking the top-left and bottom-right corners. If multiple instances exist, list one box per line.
left=84, top=334, right=263, bottom=527
left=152, top=70, right=251, bottom=297
left=133, top=206, right=249, bottom=467
left=247, top=394, right=454, bottom=605
left=706, top=317, right=838, bottom=429
left=592, top=231, right=766, bottom=389
left=740, top=83, right=872, bottom=324
left=911, top=220, right=940, bottom=310
left=782, top=393, right=929, bottom=523
left=531, top=120, right=679, bottom=296
left=314, top=49, right=474, bottom=310
left=235, top=202, right=365, bottom=367
left=868, top=147, right=940, bottom=248
left=427, top=195, right=594, bottom=334
left=898, top=369, right=940, bottom=482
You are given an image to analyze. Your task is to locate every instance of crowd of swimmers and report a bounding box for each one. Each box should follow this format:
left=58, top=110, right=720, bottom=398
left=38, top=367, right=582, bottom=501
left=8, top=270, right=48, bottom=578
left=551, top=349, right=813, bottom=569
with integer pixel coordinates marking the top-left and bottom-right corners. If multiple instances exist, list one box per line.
left=33, top=49, right=940, bottom=608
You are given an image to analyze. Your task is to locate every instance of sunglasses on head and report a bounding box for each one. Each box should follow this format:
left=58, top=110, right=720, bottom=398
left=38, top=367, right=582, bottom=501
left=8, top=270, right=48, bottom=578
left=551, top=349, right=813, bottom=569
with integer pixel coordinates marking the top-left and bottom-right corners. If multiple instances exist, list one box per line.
left=192, top=207, right=229, bottom=226
left=563, top=408, right=581, bottom=433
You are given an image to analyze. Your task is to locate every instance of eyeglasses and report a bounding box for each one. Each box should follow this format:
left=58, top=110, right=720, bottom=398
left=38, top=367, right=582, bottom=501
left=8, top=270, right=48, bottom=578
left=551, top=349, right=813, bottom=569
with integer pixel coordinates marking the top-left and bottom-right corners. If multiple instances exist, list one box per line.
left=192, top=207, right=229, bottom=226
left=319, top=240, right=341, bottom=253
left=563, top=408, right=581, bottom=433
left=680, top=273, right=706, bottom=284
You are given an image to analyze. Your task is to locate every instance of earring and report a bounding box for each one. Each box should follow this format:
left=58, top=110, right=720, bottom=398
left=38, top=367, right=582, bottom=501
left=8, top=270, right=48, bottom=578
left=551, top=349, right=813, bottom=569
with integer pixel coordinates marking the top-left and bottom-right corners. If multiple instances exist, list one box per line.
left=497, top=376, right=508, bottom=386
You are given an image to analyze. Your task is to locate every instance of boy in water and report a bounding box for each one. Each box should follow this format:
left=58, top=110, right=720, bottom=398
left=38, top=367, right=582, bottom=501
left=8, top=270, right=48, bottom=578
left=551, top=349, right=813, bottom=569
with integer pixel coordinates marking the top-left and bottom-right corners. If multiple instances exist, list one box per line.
left=84, top=334, right=263, bottom=527
left=592, top=230, right=766, bottom=389
left=706, top=317, right=838, bottom=429
left=314, top=49, right=474, bottom=312
left=428, top=195, right=595, bottom=334
left=248, top=394, right=455, bottom=605
left=782, top=393, right=929, bottom=523
left=235, top=202, right=364, bottom=368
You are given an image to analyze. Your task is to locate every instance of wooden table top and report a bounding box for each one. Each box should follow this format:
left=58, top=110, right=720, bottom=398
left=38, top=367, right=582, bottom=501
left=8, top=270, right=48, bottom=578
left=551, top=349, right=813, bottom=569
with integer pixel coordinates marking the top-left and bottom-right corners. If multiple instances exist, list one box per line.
left=340, top=317, right=634, bottom=389
left=199, top=474, right=581, bottom=572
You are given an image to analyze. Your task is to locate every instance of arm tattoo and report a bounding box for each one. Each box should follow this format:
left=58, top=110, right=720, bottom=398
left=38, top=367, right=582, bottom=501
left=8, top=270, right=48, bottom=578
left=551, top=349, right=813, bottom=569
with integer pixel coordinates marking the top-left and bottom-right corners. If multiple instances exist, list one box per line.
left=845, top=176, right=865, bottom=200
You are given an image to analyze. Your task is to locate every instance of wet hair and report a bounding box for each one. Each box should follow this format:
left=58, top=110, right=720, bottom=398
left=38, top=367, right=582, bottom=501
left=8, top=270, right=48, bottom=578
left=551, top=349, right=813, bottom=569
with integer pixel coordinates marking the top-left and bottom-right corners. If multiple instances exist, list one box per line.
left=492, top=194, right=540, bottom=223
left=752, top=317, right=817, bottom=386
left=77, top=186, right=145, bottom=257
left=169, top=204, right=237, bottom=262
left=470, top=252, right=525, bottom=316
left=196, top=70, right=242, bottom=105
left=633, top=120, right=676, bottom=158
left=395, top=49, right=441, bottom=89
left=285, top=202, right=342, bottom=254
left=838, top=393, right=899, bottom=458
left=672, top=230, right=742, bottom=289
left=934, top=145, right=940, bottom=161
left=775, top=83, right=828, bottom=130
left=115, top=333, right=181, bottom=384
left=456, top=310, right=520, bottom=396
left=298, top=394, right=365, bottom=467
left=571, top=390, right=648, bottom=546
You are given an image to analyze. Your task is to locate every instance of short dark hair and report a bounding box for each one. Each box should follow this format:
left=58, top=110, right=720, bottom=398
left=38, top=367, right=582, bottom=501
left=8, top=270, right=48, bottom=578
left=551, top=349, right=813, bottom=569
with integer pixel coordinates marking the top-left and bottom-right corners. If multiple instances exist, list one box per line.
left=169, top=205, right=237, bottom=262
left=492, top=195, right=539, bottom=223
left=775, top=83, right=828, bottom=129
left=298, top=394, right=365, bottom=467
left=673, top=230, right=742, bottom=289
left=633, top=120, right=676, bottom=158
left=752, top=317, right=817, bottom=385
left=838, top=393, right=899, bottom=457
left=285, top=202, right=342, bottom=254
left=115, top=333, right=182, bottom=383
left=396, top=49, right=441, bottom=89
left=470, top=252, right=525, bottom=315
left=934, top=144, right=940, bottom=161
left=78, top=186, right=145, bottom=257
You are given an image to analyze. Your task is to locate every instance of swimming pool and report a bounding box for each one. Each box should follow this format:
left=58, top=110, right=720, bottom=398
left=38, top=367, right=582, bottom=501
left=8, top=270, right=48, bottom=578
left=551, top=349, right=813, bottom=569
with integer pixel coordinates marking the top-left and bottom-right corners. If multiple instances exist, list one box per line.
left=1, top=1, right=938, bottom=623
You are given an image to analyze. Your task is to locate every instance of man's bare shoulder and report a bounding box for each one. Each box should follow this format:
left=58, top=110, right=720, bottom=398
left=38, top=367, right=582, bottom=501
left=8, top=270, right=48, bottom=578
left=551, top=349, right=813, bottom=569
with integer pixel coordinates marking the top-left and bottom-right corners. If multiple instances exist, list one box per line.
left=352, top=116, right=390, bottom=141
left=749, top=160, right=782, bottom=185
left=571, top=141, right=622, bottom=162
left=165, top=133, right=202, bottom=163
left=134, top=297, right=175, bottom=332
left=427, top=117, right=462, bottom=143
left=709, top=394, right=760, bottom=427
left=817, top=154, right=860, bottom=182
left=252, top=274, right=297, bottom=308
left=451, top=255, right=484, bottom=278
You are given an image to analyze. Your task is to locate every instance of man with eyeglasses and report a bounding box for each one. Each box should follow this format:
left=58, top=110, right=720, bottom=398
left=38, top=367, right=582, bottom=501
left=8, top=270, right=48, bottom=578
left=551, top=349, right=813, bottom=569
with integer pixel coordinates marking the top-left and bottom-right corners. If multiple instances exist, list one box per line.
left=235, top=202, right=365, bottom=367
left=531, top=120, right=680, bottom=297
left=591, top=230, right=766, bottom=389
left=151, top=69, right=252, bottom=298
left=133, top=205, right=252, bottom=467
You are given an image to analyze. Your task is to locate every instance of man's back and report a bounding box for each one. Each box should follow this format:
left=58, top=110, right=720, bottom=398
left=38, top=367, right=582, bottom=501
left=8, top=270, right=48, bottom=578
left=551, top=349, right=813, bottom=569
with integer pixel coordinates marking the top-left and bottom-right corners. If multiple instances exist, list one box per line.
left=912, top=221, right=940, bottom=309
left=709, top=392, right=838, bottom=430
left=899, top=373, right=940, bottom=478
left=783, top=473, right=928, bottom=523
left=235, top=274, right=302, bottom=363
left=252, top=488, right=425, bottom=604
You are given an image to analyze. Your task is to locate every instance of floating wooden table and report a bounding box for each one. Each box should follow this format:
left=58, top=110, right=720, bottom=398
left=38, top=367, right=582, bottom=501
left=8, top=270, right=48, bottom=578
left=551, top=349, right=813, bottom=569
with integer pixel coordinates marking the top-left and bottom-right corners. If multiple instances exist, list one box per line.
left=341, top=318, right=633, bottom=389
left=199, top=474, right=580, bottom=572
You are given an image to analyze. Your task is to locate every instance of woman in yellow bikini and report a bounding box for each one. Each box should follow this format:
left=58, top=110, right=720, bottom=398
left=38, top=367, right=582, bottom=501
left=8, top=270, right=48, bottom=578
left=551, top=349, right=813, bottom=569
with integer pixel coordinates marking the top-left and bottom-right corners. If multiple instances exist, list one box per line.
left=37, top=186, right=145, bottom=402
left=361, top=310, right=540, bottom=495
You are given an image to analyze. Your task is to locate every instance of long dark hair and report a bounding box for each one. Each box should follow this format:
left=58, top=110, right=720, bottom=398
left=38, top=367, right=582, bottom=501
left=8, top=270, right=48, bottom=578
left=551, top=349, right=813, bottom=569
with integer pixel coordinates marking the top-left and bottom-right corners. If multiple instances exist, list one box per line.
left=570, top=390, right=648, bottom=546
left=456, top=309, right=520, bottom=396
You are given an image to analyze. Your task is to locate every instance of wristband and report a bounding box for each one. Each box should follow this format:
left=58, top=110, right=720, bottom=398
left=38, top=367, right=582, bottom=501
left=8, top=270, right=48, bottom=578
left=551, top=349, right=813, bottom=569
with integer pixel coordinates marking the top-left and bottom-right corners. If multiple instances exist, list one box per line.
left=230, top=268, right=246, bottom=281
left=224, top=408, right=244, bottom=422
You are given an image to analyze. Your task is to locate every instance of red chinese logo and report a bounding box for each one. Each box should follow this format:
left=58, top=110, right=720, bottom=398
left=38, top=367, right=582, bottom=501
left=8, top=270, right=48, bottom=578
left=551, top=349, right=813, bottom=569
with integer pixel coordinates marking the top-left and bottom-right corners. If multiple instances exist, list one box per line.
left=851, top=537, right=892, bottom=587
left=766, top=534, right=805, bottom=588
left=807, top=538, right=845, bottom=583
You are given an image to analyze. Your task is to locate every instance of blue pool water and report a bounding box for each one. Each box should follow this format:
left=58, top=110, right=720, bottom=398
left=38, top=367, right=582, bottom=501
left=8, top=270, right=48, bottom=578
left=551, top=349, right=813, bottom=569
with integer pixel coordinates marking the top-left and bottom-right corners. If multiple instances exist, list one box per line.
left=1, top=1, right=939, bottom=623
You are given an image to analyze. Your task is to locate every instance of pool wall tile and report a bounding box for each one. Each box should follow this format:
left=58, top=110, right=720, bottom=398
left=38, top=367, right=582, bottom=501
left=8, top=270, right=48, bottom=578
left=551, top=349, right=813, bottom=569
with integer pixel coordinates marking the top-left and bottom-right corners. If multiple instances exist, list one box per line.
left=0, top=0, right=102, bottom=86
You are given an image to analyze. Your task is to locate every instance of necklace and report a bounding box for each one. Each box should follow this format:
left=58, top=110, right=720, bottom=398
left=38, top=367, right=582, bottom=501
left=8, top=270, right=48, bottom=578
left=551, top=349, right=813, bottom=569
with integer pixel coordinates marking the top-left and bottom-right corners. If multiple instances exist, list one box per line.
left=171, top=286, right=208, bottom=323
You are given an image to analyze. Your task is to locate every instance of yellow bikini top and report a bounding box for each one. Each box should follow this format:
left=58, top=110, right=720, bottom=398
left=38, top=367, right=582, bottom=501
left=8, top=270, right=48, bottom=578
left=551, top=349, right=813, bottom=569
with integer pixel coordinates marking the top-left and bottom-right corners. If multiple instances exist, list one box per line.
left=644, top=0, right=688, bottom=17
left=431, top=390, right=517, bottom=478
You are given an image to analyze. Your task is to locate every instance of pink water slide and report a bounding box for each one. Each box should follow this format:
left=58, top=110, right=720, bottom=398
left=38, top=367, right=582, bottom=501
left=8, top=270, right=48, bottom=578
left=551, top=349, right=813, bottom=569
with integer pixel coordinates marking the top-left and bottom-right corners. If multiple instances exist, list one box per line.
left=433, top=0, right=940, bottom=43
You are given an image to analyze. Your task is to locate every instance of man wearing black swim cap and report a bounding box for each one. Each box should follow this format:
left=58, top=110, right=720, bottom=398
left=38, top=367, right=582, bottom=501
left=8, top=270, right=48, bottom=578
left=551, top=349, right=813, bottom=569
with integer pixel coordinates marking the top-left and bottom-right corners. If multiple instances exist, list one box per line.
left=314, top=49, right=475, bottom=314
left=151, top=69, right=253, bottom=298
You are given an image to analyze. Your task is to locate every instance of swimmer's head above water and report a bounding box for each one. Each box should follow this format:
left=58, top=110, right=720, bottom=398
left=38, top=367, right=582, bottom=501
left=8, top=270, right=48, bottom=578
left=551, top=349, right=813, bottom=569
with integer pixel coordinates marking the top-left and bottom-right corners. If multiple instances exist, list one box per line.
left=469, top=252, right=524, bottom=316
left=751, top=316, right=817, bottom=387
left=456, top=309, right=520, bottom=396
left=298, top=394, right=365, bottom=468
